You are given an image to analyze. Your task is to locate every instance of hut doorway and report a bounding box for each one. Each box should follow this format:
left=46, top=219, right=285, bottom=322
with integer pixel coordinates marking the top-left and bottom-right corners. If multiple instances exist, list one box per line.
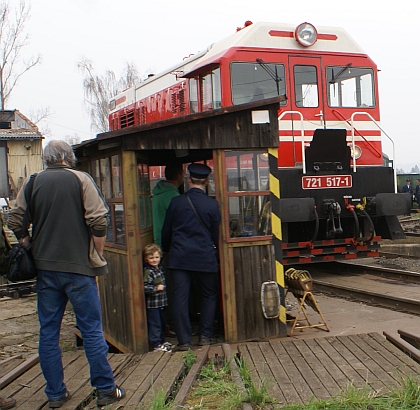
left=138, top=149, right=224, bottom=343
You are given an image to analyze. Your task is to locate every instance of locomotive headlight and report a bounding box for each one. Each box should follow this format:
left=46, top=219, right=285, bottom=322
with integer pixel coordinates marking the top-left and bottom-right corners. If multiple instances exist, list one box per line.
left=351, top=145, right=362, bottom=159
left=295, top=22, right=318, bottom=47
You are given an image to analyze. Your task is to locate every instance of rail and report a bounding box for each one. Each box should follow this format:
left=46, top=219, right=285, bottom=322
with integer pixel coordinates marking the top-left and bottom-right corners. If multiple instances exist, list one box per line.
left=0, top=280, right=36, bottom=298
left=332, top=109, right=382, bottom=158
left=350, top=112, right=397, bottom=192
left=278, top=111, right=306, bottom=173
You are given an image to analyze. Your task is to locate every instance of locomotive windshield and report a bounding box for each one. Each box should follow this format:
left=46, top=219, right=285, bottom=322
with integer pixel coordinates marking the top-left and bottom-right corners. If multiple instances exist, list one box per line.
left=230, top=62, right=286, bottom=105
left=327, top=66, right=375, bottom=108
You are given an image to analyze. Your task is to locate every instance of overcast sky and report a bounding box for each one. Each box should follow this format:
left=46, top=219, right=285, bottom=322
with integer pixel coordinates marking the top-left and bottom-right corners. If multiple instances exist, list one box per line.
left=8, top=0, right=419, bottom=171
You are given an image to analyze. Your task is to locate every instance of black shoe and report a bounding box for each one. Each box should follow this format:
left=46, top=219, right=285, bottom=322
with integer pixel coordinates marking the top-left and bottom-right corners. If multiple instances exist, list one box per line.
left=176, top=343, right=192, bottom=351
left=0, top=396, right=16, bottom=410
left=48, top=390, right=71, bottom=408
left=198, top=336, right=216, bottom=346
left=97, top=386, right=126, bottom=407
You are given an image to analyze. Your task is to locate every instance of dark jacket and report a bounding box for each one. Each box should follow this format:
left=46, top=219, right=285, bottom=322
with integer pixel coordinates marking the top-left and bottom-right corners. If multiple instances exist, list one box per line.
left=8, top=165, right=109, bottom=276
left=161, top=187, right=220, bottom=272
left=402, top=184, right=413, bottom=195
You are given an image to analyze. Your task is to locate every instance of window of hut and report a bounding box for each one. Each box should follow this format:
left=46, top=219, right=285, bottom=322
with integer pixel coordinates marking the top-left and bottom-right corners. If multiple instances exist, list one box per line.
left=90, top=154, right=125, bottom=247
left=137, top=158, right=152, bottom=230
left=225, top=150, right=271, bottom=239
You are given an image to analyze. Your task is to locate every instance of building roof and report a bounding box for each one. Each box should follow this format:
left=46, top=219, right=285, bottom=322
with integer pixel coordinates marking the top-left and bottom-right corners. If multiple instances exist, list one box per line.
left=0, top=129, right=43, bottom=139
left=0, top=109, right=43, bottom=140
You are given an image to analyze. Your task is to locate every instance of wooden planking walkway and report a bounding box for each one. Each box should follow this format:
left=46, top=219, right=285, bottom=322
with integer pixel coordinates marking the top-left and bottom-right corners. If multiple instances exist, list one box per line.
left=237, top=332, right=420, bottom=406
left=1, top=349, right=185, bottom=410
left=2, top=332, right=420, bottom=409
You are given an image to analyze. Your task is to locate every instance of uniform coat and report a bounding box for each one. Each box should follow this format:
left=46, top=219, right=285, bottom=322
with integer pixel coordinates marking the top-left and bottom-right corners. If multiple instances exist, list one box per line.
left=161, top=185, right=221, bottom=345
left=161, top=187, right=220, bottom=272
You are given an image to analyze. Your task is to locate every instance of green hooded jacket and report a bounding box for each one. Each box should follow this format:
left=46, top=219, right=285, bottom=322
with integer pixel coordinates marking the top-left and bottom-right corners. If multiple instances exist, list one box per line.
left=152, top=180, right=180, bottom=247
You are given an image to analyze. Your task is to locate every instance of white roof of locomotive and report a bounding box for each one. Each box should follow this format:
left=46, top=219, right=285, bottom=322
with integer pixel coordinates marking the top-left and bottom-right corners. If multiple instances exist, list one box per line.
left=199, top=21, right=365, bottom=59
left=180, top=21, right=366, bottom=78
left=110, top=22, right=366, bottom=113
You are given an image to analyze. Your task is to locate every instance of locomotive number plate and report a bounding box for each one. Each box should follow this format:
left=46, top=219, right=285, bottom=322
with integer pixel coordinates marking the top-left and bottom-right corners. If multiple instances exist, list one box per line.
left=302, top=175, right=352, bottom=189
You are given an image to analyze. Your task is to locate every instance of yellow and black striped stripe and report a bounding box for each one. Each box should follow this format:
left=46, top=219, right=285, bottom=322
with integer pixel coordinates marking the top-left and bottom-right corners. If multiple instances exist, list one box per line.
left=268, top=148, right=287, bottom=334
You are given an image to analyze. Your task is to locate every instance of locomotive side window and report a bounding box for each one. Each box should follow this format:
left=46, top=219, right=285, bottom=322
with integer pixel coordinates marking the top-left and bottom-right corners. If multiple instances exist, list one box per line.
left=231, top=62, right=286, bottom=105
left=200, top=66, right=221, bottom=111
left=189, top=78, right=199, bottom=113
left=225, top=150, right=271, bottom=239
left=294, top=65, right=318, bottom=107
left=327, top=66, right=375, bottom=108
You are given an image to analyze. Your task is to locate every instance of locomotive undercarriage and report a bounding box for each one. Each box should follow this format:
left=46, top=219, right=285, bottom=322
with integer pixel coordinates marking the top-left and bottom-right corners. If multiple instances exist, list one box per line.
left=278, top=129, right=411, bottom=265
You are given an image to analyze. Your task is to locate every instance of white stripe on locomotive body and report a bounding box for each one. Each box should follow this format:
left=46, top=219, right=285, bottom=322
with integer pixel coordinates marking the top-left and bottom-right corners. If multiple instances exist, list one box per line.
left=278, top=120, right=381, bottom=133
left=110, top=21, right=367, bottom=114
left=134, top=49, right=210, bottom=100
left=110, top=48, right=210, bottom=112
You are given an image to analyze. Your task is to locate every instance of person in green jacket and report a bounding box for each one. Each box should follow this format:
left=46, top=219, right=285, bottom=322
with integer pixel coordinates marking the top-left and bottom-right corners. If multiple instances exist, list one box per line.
left=152, top=164, right=184, bottom=247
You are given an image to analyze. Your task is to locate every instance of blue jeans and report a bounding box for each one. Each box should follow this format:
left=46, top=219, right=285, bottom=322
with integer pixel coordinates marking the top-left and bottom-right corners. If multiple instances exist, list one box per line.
left=36, top=270, right=116, bottom=400
left=146, top=307, right=166, bottom=347
left=171, top=269, right=218, bottom=345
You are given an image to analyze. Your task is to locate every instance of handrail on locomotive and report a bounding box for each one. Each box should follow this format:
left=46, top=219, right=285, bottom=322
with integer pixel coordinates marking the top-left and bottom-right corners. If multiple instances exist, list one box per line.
left=278, top=111, right=306, bottom=173
left=350, top=111, right=397, bottom=192
left=279, top=110, right=396, bottom=187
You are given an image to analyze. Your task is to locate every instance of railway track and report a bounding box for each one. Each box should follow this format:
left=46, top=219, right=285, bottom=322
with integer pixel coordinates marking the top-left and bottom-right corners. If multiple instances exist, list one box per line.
left=305, top=261, right=420, bottom=316
left=0, top=280, right=36, bottom=299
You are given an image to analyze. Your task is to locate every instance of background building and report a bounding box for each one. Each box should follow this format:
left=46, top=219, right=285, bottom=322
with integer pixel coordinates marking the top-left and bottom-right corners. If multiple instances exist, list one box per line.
left=0, top=110, right=44, bottom=201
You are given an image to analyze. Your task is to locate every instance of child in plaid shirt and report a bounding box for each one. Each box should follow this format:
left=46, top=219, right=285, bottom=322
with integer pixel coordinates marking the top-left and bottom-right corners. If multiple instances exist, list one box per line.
left=143, top=244, right=172, bottom=352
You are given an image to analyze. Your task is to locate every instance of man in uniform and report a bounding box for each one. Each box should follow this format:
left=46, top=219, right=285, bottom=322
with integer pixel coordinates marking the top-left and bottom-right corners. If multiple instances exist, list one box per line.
left=402, top=179, right=414, bottom=208
left=161, top=163, right=220, bottom=350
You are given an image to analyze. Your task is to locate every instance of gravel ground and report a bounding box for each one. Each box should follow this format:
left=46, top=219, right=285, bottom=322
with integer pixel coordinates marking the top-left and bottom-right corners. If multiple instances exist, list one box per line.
left=372, top=255, right=420, bottom=272
left=0, top=295, right=76, bottom=360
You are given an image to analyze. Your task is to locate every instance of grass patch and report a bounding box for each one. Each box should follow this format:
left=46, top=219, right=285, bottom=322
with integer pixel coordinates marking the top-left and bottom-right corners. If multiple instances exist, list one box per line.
left=183, top=349, right=197, bottom=374
left=190, top=359, right=243, bottom=409
left=186, top=356, right=278, bottom=409
left=145, top=388, right=173, bottom=410
left=236, top=356, right=278, bottom=408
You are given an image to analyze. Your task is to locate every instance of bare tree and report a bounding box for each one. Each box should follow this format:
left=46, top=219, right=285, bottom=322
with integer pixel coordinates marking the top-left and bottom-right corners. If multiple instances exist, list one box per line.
left=28, top=106, right=52, bottom=137
left=0, top=1, right=42, bottom=109
left=78, top=58, right=140, bottom=133
left=64, top=133, right=81, bottom=146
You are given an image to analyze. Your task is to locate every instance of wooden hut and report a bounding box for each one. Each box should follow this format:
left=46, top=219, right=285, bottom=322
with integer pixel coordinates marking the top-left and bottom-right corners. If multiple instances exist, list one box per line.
left=0, top=110, right=44, bottom=200
left=74, top=98, right=287, bottom=354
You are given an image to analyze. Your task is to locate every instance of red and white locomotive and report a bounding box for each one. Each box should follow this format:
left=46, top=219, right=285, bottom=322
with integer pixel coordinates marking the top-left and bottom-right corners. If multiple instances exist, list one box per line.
left=108, top=21, right=409, bottom=264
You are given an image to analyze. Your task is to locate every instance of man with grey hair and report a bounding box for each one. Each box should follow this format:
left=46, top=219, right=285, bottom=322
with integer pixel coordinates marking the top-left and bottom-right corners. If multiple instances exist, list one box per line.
left=8, top=140, right=125, bottom=408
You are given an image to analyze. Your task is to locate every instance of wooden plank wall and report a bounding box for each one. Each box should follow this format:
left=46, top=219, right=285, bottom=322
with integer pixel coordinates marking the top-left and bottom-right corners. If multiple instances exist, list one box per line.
left=6, top=140, right=43, bottom=198
left=233, top=243, right=282, bottom=340
left=99, top=250, right=133, bottom=352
